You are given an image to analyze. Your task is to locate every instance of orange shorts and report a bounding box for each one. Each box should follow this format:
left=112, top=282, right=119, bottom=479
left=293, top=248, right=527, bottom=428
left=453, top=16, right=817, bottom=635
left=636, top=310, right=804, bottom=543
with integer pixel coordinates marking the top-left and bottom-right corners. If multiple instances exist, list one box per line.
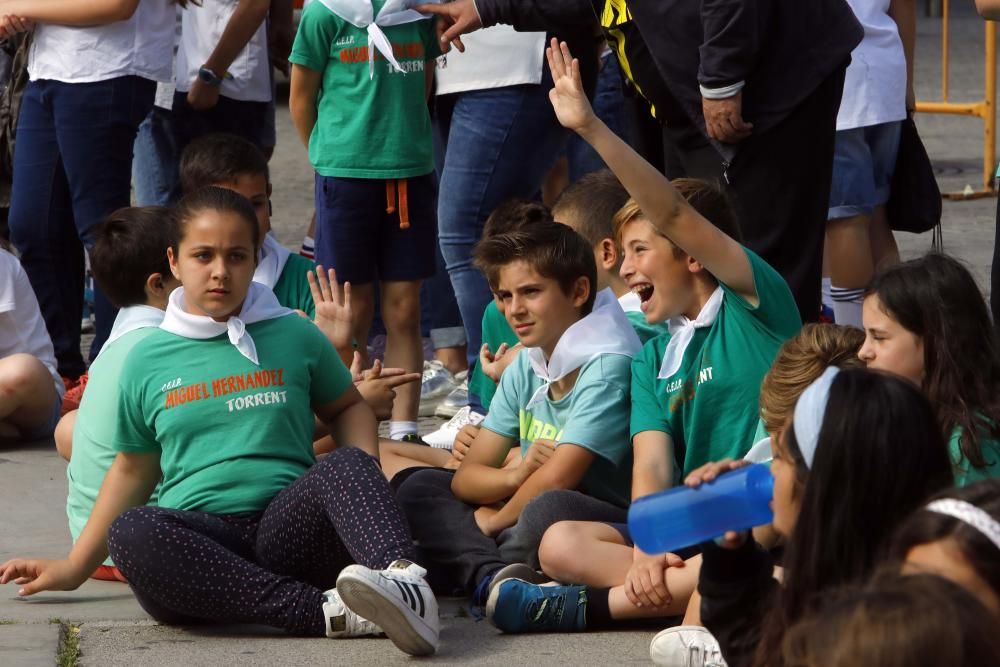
left=91, top=565, right=128, bottom=583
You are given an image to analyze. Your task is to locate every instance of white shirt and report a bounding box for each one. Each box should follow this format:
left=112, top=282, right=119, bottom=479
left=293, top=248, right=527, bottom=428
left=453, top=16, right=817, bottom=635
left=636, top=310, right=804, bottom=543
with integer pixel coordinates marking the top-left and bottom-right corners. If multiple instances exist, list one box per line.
left=435, top=25, right=546, bottom=96
left=0, top=250, right=63, bottom=399
left=175, top=0, right=273, bottom=103
left=28, top=0, right=175, bottom=84
left=836, top=0, right=907, bottom=130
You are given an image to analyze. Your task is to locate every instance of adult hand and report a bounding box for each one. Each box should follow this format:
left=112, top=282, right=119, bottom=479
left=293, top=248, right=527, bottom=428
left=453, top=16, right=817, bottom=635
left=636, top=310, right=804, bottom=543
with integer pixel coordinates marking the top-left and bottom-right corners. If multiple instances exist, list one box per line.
left=0, top=558, right=88, bottom=597
left=415, top=0, right=480, bottom=53
left=546, top=39, right=599, bottom=135
left=479, top=342, right=522, bottom=382
left=684, top=457, right=749, bottom=488
left=624, top=549, right=685, bottom=608
left=0, top=15, right=31, bottom=37
left=451, top=423, right=480, bottom=462
left=309, top=266, right=354, bottom=353
left=702, top=92, right=753, bottom=144
left=187, top=78, right=222, bottom=111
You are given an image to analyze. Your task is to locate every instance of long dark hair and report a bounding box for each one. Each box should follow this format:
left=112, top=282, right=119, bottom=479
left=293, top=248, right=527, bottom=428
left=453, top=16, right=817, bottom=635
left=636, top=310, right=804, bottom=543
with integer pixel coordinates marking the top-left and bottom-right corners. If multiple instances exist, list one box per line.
left=888, top=479, right=1000, bottom=602
left=754, top=368, right=954, bottom=667
left=866, top=253, right=1000, bottom=471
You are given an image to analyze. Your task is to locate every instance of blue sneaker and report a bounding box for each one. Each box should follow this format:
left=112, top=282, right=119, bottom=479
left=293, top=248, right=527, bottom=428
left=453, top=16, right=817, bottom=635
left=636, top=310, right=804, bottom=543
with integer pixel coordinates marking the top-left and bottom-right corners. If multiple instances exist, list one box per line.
left=486, top=578, right=587, bottom=633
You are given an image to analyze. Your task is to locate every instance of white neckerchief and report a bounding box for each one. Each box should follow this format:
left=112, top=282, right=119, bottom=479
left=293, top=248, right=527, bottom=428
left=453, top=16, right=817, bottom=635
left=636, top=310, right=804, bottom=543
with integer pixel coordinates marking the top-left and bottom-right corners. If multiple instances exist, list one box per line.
left=525, top=289, right=642, bottom=409
left=159, top=282, right=293, bottom=366
left=657, top=287, right=724, bottom=380
left=618, top=289, right=643, bottom=314
left=317, top=0, right=440, bottom=79
left=96, top=305, right=165, bottom=359
left=254, top=233, right=293, bottom=289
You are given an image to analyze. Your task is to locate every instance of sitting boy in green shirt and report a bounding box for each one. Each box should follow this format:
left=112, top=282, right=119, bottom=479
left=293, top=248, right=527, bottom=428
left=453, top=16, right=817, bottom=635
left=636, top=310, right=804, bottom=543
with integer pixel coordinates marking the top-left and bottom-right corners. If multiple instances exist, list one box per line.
left=396, top=222, right=640, bottom=602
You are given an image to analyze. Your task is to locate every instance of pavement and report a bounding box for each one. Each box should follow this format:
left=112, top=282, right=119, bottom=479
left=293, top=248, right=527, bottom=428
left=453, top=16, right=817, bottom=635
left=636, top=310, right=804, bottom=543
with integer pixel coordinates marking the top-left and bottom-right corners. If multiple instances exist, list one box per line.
left=1, top=5, right=998, bottom=665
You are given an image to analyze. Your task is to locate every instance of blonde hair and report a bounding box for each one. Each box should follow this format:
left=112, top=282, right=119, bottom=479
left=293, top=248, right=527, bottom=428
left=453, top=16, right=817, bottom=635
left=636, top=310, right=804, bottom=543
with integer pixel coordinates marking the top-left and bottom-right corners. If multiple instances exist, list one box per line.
left=759, top=324, right=865, bottom=435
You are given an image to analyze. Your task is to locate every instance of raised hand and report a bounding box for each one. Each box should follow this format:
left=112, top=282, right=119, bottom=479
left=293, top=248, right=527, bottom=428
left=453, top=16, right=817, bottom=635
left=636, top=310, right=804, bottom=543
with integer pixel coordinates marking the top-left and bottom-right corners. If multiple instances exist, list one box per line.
left=545, top=38, right=598, bottom=134
left=414, top=0, right=480, bottom=52
left=479, top=342, right=523, bottom=382
left=308, top=266, right=354, bottom=354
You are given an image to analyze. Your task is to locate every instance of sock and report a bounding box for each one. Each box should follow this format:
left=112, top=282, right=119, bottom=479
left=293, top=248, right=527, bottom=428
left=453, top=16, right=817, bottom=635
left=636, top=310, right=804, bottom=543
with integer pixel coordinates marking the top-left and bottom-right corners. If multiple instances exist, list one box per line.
left=822, top=277, right=834, bottom=310
left=300, top=235, right=315, bottom=259
left=831, top=285, right=865, bottom=328
left=389, top=420, right=418, bottom=440
left=583, top=587, right=612, bottom=630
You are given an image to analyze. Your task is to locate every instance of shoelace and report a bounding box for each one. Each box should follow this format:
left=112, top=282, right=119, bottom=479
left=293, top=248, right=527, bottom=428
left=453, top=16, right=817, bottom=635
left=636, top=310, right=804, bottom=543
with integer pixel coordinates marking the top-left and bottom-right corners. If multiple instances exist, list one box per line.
left=445, top=408, right=474, bottom=429
left=688, top=643, right=726, bottom=667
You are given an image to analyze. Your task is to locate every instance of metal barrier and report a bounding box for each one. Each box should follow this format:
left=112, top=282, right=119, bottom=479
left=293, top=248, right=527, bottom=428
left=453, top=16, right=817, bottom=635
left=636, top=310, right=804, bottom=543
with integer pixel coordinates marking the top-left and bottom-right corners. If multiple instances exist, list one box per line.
left=916, top=0, right=997, bottom=198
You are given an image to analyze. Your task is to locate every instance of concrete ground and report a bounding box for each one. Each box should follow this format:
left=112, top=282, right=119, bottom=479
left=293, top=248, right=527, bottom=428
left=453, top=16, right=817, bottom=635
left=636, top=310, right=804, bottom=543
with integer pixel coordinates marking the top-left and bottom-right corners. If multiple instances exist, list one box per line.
left=1, top=5, right=997, bottom=665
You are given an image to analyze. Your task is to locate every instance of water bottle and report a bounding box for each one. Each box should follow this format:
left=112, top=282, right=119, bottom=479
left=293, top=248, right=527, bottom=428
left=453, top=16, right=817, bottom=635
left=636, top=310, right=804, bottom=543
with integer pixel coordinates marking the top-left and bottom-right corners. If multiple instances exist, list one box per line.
left=628, top=464, right=774, bottom=554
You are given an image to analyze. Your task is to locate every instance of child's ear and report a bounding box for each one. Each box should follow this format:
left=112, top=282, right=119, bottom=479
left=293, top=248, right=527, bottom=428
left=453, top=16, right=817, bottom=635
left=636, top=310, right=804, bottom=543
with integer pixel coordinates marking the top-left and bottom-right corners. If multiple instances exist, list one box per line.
left=687, top=254, right=706, bottom=274
left=599, top=238, right=618, bottom=271
left=167, top=247, right=181, bottom=280
left=572, top=275, right=591, bottom=308
left=146, top=272, right=165, bottom=297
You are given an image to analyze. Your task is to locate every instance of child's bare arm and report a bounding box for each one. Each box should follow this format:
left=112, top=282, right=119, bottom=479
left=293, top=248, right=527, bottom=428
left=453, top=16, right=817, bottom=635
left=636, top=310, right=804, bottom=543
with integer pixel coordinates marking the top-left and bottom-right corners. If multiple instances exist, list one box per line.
left=290, top=64, right=322, bottom=149
left=977, top=0, right=1000, bottom=20
left=0, top=0, right=139, bottom=27
left=546, top=39, right=757, bottom=304
left=451, top=427, right=520, bottom=505
left=314, top=385, right=379, bottom=458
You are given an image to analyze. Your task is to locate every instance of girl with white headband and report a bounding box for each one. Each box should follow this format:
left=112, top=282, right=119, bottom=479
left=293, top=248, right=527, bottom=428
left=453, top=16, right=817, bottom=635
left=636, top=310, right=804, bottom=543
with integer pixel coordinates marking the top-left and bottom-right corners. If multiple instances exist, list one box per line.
left=860, top=253, right=1000, bottom=486
left=891, top=478, right=1000, bottom=617
left=0, top=187, right=441, bottom=656
left=696, top=367, right=952, bottom=667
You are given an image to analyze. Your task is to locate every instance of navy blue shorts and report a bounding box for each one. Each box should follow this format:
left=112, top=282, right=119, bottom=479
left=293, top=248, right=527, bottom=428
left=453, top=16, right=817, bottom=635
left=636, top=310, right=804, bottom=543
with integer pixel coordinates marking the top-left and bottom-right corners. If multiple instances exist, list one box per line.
left=314, top=173, right=437, bottom=284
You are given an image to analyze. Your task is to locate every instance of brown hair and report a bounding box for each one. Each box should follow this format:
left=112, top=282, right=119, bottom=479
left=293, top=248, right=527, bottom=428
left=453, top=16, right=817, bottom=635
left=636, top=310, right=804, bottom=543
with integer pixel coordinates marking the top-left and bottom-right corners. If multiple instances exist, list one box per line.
left=759, top=324, right=865, bottom=435
left=91, top=207, right=176, bottom=308
left=179, top=133, right=269, bottom=195
left=482, top=199, right=553, bottom=239
left=172, top=186, right=261, bottom=254
left=781, top=574, right=1000, bottom=667
left=473, top=222, right=597, bottom=315
left=552, top=169, right=630, bottom=251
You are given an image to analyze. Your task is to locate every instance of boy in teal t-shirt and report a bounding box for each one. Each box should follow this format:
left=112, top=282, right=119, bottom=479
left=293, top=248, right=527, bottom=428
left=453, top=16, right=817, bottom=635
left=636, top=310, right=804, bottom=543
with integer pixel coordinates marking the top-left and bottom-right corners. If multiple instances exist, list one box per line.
left=61, top=208, right=180, bottom=579
left=396, top=223, right=640, bottom=599
left=289, top=0, right=440, bottom=441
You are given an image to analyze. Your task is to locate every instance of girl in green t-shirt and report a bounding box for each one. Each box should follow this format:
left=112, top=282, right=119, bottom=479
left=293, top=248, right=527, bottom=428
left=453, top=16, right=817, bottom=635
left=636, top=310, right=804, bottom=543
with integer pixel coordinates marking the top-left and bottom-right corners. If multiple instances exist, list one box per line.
left=860, top=253, right=1000, bottom=486
left=0, top=187, right=440, bottom=657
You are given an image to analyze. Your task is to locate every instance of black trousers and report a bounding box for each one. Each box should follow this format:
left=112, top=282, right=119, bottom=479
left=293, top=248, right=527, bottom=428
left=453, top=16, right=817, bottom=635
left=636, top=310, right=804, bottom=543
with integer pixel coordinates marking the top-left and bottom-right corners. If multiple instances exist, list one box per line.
left=661, top=66, right=848, bottom=323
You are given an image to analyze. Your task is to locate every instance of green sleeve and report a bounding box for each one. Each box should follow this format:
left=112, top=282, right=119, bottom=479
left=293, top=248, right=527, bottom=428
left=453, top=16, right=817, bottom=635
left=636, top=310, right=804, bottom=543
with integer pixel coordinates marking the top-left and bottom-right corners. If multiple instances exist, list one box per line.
left=114, top=351, right=161, bottom=454
left=481, top=353, right=525, bottom=439
left=307, top=321, right=355, bottom=407
left=722, top=248, right=801, bottom=339
left=275, top=254, right=317, bottom=319
left=290, top=2, right=339, bottom=72
left=629, top=340, right=670, bottom=439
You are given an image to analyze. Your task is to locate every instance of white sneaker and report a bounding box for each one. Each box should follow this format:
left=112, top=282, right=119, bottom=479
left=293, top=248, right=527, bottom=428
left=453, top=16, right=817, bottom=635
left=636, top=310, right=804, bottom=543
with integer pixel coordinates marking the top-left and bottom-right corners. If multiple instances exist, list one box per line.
left=322, top=588, right=383, bottom=638
left=435, top=378, right=469, bottom=418
left=423, top=405, right=485, bottom=449
left=335, top=559, right=440, bottom=656
left=419, top=361, right=458, bottom=417
left=650, top=626, right=728, bottom=667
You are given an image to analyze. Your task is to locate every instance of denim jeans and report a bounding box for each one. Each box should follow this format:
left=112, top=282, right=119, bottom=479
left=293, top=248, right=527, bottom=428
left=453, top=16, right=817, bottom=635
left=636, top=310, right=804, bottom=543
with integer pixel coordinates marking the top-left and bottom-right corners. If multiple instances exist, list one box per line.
left=435, top=67, right=568, bottom=374
left=133, top=106, right=179, bottom=207
left=9, top=76, right=155, bottom=377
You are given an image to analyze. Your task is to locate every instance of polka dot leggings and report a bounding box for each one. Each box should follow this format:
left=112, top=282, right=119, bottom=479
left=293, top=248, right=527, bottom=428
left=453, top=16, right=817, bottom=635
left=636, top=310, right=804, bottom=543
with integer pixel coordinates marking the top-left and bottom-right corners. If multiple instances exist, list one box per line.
left=107, top=447, right=415, bottom=636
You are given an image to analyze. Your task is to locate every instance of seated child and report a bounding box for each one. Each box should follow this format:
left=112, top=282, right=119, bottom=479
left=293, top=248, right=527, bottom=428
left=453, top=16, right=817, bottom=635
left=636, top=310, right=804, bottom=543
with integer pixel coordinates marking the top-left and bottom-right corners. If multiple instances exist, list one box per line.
left=0, top=239, right=63, bottom=441
left=60, top=207, right=179, bottom=582
left=395, top=222, right=640, bottom=602
left=861, top=253, right=1000, bottom=485
left=552, top=169, right=667, bottom=343
left=0, top=187, right=440, bottom=656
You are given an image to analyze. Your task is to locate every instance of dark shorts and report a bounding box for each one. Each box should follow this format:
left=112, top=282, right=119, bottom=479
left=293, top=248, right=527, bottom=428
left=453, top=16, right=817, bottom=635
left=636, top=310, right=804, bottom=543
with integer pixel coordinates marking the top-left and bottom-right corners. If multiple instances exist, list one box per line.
left=314, top=173, right=437, bottom=284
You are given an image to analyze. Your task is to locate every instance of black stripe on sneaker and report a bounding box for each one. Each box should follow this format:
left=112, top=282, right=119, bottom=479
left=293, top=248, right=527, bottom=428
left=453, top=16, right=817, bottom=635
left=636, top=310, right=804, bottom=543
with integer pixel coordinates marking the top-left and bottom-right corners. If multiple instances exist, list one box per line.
left=394, top=579, right=416, bottom=611
left=408, top=582, right=426, bottom=618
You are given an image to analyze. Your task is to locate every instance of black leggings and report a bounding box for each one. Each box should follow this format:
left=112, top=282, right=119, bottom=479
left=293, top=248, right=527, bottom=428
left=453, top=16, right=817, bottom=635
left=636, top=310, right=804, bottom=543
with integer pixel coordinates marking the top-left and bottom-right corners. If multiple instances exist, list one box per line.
left=108, top=447, right=415, bottom=636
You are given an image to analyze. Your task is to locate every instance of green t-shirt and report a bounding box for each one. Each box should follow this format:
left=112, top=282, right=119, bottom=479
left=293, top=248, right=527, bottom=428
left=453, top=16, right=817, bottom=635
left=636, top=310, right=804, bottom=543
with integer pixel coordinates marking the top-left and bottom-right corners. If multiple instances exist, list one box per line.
left=482, top=351, right=634, bottom=508
left=67, top=325, right=160, bottom=566
left=468, top=301, right=519, bottom=411
left=625, top=310, right=668, bottom=345
left=630, top=249, right=801, bottom=477
left=949, top=425, right=1000, bottom=486
left=272, top=253, right=316, bottom=318
left=115, top=315, right=353, bottom=515
left=289, top=1, right=439, bottom=179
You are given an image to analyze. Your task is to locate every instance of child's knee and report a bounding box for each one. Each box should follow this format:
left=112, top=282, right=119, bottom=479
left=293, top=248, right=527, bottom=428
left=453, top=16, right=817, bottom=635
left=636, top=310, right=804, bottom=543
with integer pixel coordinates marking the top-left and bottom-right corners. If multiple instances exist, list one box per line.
left=381, top=286, right=421, bottom=332
left=54, top=411, right=76, bottom=461
left=0, top=353, right=48, bottom=396
left=107, top=506, right=164, bottom=562
left=538, top=521, right=589, bottom=579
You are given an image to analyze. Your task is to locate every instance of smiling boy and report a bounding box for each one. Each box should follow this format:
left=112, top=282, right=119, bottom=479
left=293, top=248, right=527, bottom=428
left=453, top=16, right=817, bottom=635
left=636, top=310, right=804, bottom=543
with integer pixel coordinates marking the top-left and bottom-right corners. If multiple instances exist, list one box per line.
left=395, top=222, right=640, bottom=602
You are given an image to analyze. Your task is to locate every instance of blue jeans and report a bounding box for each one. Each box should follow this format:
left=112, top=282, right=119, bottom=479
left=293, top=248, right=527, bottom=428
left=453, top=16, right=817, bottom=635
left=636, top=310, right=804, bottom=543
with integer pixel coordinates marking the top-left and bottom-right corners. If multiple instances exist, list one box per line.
left=9, top=76, right=155, bottom=377
left=133, top=106, right=179, bottom=207
left=435, top=68, right=568, bottom=373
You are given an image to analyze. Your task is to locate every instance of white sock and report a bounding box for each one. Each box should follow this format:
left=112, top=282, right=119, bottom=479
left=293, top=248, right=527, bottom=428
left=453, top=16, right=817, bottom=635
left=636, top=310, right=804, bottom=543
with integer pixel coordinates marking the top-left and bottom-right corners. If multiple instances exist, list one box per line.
left=389, top=421, right=419, bottom=440
left=822, top=277, right=834, bottom=311
left=300, top=235, right=315, bottom=259
left=830, top=285, right=864, bottom=328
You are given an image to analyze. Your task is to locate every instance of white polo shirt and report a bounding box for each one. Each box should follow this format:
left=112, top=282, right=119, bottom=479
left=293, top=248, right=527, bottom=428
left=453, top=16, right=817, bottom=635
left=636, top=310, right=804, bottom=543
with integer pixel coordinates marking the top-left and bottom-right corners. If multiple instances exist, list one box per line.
left=175, top=0, right=273, bottom=103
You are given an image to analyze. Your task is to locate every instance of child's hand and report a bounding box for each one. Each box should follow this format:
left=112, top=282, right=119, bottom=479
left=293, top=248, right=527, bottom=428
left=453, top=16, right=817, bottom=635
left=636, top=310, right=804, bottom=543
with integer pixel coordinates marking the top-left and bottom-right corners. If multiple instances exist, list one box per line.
left=309, top=266, right=354, bottom=353
left=546, top=38, right=598, bottom=135
left=479, top=342, right=523, bottom=383
left=512, top=438, right=556, bottom=485
left=684, top=458, right=750, bottom=488
left=473, top=505, right=499, bottom=536
left=451, top=423, right=481, bottom=461
left=0, top=557, right=88, bottom=597
left=352, top=355, right=421, bottom=421
left=624, top=549, right=685, bottom=608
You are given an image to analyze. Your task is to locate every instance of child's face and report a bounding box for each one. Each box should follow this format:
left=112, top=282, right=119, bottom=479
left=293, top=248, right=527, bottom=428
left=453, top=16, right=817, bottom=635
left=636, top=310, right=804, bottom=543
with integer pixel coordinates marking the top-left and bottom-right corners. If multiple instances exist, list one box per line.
left=619, top=218, right=697, bottom=323
left=769, top=432, right=802, bottom=538
left=858, top=294, right=925, bottom=387
left=168, top=210, right=257, bottom=321
left=903, top=538, right=1000, bottom=616
left=214, top=173, right=271, bottom=237
left=495, top=260, right=588, bottom=356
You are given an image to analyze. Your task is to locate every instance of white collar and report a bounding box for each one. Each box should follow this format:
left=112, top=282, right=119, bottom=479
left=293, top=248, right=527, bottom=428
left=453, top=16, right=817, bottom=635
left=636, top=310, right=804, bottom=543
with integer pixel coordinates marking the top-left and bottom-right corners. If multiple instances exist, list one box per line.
left=159, top=282, right=293, bottom=366
left=618, top=289, right=643, bottom=313
left=254, top=233, right=293, bottom=289
left=657, top=287, right=724, bottom=379
left=97, top=305, right=165, bottom=359
left=525, top=289, right=642, bottom=409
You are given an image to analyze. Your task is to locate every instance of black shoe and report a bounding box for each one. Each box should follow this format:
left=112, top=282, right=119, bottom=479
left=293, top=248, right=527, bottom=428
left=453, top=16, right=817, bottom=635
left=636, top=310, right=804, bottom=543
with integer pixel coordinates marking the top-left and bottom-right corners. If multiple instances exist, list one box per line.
left=400, top=433, right=429, bottom=446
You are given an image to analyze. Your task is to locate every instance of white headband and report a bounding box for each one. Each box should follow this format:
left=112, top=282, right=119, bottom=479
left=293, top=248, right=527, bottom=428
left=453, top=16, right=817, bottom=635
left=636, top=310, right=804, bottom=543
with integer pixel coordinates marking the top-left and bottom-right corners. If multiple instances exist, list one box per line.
left=926, top=499, right=1000, bottom=552
left=791, top=366, right=840, bottom=469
